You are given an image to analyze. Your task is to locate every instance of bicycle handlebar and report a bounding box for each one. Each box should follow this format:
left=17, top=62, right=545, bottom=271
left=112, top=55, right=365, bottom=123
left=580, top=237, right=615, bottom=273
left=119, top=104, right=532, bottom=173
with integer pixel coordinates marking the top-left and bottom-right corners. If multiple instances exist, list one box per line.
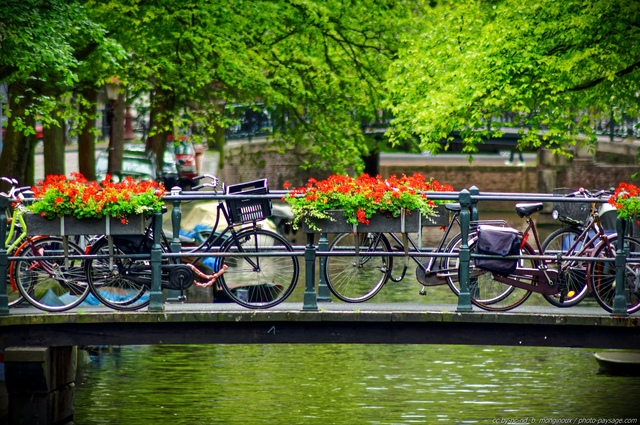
left=564, top=187, right=614, bottom=199
left=192, top=174, right=220, bottom=192
left=0, top=177, right=28, bottom=201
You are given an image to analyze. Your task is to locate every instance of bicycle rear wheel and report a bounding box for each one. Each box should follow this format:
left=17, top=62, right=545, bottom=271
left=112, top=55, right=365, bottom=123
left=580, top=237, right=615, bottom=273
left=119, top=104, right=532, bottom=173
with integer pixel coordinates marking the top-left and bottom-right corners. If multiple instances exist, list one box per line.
left=589, top=235, right=640, bottom=314
left=6, top=234, right=26, bottom=308
left=324, top=232, right=392, bottom=302
left=445, top=237, right=533, bottom=311
left=7, top=267, right=24, bottom=307
left=13, top=236, right=90, bottom=312
left=540, top=227, right=589, bottom=307
left=85, top=235, right=158, bottom=311
left=218, top=228, right=298, bottom=309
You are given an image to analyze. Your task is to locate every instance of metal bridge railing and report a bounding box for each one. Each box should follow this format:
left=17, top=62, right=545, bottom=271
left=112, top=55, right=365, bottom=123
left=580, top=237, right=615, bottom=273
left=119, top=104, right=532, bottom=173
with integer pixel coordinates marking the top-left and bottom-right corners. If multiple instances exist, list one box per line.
left=0, top=187, right=633, bottom=316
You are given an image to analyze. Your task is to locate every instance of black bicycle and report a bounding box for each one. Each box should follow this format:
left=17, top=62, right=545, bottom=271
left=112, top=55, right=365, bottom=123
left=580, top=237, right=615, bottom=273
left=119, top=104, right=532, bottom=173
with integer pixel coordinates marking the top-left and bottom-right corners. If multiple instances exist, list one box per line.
left=322, top=203, right=509, bottom=302
left=83, top=176, right=299, bottom=310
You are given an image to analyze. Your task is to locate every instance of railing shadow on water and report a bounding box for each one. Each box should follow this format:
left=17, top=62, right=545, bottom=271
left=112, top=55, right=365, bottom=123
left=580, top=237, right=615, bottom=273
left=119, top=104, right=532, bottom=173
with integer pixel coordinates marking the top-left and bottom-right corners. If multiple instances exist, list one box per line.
left=0, top=187, right=634, bottom=316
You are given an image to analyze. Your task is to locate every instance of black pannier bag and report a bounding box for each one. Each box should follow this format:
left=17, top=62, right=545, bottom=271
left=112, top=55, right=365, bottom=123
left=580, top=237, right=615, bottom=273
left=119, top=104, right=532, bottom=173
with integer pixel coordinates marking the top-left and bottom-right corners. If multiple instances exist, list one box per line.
left=474, top=225, right=521, bottom=275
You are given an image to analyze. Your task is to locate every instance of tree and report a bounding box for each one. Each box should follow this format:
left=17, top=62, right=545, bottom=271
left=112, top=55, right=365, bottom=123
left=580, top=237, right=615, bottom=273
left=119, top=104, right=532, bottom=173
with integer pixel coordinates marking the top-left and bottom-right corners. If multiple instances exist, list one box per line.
left=2, top=0, right=423, bottom=186
left=385, top=0, right=640, bottom=158
left=0, top=0, right=122, bottom=188
left=83, top=0, right=420, bottom=174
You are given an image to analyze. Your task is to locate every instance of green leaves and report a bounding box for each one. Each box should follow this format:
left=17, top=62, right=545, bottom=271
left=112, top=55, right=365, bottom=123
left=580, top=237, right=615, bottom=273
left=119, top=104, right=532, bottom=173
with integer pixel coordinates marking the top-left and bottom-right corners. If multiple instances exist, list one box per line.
left=385, top=0, right=640, bottom=156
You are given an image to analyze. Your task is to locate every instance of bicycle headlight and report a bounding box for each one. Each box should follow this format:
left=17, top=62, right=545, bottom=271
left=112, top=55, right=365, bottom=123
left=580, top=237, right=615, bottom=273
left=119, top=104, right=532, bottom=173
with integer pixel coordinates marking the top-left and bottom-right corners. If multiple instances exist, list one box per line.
left=551, top=209, right=559, bottom=220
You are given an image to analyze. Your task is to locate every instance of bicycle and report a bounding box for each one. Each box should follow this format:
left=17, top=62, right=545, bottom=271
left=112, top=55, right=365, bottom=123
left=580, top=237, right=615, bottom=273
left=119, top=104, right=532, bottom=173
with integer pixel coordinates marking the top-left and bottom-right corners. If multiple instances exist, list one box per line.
left=538, top=188, right=616, bottom=307
left=83, top=175, right=299, bottom=310
left=448, top=188, right=617, bottom=309
left=1, top=178, right=91, bottom=312
left=2, top=177, right=29, bottom=306
left=446, top=193, right=640, bottom=313
left=322, top=203, right=509, bottom=302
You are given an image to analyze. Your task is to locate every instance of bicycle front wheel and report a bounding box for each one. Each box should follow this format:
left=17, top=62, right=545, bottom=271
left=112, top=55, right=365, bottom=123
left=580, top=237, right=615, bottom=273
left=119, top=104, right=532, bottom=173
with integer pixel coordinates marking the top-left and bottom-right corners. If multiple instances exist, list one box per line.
left=540, top=227, right=589, bottom=307
left=218, top=228, right=299, bottom=309
left=13, top=237, right=90, bottom=312
left=589, top=235, right=640, bottom=314
left=85, top=235, right=156, bottom=311
left=324, top=232, right=392, bottom=302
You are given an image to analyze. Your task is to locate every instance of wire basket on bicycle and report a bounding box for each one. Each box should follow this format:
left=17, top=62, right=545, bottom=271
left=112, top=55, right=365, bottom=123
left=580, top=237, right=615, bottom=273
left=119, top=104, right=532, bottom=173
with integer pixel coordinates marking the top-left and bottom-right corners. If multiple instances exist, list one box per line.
left=225, top=179, right=272, bottom=224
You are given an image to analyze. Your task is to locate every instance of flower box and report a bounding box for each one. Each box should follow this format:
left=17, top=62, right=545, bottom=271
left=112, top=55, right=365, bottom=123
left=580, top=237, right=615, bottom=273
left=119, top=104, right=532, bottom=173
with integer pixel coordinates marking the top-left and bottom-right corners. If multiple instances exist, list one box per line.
left=425, top=204, right=449, bottom=227
left=284, top=173, right=454, bottom=233
left=301, top=209, right=420, bottom=234
left=301, top=204, right=449, bottom=234
left=25, top=213, right=146, bottom=236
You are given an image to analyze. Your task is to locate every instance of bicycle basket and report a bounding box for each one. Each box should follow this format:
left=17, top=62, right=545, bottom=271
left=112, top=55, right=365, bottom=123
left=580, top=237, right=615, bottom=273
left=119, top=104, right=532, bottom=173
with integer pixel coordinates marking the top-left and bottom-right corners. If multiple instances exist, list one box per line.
left=225, top=179, right=272, bottom=224
left=552, top=188, right=591, bottom=225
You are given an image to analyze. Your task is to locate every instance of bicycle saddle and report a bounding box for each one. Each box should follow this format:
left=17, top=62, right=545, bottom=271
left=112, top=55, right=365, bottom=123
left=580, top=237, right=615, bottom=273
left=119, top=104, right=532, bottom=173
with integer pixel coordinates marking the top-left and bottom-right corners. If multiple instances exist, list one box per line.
left=515, top=202, right=543, bottom=218
left=445, top=203, right=461, bottom=212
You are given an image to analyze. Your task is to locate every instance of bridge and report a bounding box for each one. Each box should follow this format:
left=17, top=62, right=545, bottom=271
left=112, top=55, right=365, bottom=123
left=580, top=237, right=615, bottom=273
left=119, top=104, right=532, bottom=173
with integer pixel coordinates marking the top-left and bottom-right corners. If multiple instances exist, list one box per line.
left=1, top=302, right=639, bottom=350
left=1, top=188, right=640, bottom=352
left=2, top=188, right=640, bottom=424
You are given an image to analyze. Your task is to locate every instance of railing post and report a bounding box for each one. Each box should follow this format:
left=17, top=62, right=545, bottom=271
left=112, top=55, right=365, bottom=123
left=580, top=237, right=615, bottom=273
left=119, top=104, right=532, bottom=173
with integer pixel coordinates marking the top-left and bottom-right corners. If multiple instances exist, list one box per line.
left=167, top=194, right=183, bottom=302
left=456, top=189, right=473, bottom=312
left=469, top=186, right=479, bottom=222
left=317, top=232, right=332, bottom=302
left=0, top=197, right=9, bottom=315
left=612, top=216, right=629, bottom=316
left=303, top=233, right=318, bottom=310
left=148, top=210, right=164, bottom=312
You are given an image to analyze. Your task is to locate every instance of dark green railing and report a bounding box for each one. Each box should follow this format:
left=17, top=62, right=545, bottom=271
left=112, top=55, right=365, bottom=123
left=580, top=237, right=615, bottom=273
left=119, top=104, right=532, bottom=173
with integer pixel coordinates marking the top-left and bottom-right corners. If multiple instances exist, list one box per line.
left=0, top=187, right=633, bottom=316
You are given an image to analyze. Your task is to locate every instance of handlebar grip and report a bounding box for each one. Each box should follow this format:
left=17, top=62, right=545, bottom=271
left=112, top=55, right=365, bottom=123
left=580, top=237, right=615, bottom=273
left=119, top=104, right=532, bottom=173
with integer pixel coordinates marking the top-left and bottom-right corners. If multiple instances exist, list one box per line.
left=193, top=174, right=218, bottom=183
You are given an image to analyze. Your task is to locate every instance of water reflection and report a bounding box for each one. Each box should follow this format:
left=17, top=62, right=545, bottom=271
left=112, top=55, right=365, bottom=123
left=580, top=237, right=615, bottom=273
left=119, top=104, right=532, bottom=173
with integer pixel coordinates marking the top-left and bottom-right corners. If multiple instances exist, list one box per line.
left=75, top=344, right=640, bottom=424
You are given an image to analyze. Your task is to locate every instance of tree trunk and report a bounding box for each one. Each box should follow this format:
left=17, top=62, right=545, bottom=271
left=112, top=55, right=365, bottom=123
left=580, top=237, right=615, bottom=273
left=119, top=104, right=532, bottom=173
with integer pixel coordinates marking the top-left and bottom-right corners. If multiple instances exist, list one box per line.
left=362, top=150, right=380, bottom=177
left=107, top=91, right=125, bottom=178
left=24, top=115, right=36, bottom=187
left=147, top=88, right=172, bottom=177
left=0, top=82, right=36, bottom=191
left=78, top=88, right=98, bottom=181
left=42, top=109, right=66, bottom=177
left=213, top=123, right=226, bottom=169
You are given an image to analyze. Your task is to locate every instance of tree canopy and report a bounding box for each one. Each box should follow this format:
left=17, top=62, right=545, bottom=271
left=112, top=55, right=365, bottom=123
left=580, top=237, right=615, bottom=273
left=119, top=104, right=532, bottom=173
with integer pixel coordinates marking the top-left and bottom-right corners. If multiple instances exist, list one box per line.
left=2, top=0, right=640, bottom=188
left=385, top=0, right=640, bottom=157
left=1, top=0, right=422, bottom=179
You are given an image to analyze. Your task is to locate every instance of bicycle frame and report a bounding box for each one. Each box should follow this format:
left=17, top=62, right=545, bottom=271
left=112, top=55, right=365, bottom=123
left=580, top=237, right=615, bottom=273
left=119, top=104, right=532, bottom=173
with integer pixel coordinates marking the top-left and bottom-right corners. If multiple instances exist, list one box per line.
left=388, top=208, right=462, bottom=283
left=489, top=202, right=610, bottom=296
left=5, top=205, right=27, bottom=255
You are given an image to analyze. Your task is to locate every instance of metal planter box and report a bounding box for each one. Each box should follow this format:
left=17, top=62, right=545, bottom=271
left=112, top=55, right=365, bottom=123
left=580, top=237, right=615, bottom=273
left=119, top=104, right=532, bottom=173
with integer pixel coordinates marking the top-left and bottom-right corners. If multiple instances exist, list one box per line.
left=302, top=209, right=422, bottom=234
left=424, top=204, right=449, bottom=227
left=25, top=213, right=146, bottom=236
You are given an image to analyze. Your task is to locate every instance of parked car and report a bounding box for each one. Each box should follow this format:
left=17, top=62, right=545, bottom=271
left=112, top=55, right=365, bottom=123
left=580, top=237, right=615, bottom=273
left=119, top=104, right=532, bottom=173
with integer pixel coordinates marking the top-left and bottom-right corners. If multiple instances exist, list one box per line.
left=95, top=150, right=158, bottom=183
left=168, top=136, right=199, bottom=188
left=122, top=143, right=180, bottom=188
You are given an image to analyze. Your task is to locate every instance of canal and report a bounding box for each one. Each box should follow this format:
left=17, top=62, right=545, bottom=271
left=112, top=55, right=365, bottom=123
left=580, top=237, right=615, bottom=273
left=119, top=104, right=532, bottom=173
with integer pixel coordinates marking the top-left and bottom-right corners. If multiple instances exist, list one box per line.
left=72, top=211, right=640, bottom=424
left=75, top=344, right=639, bottom=424
left=67, top=203, right=638, bottom=423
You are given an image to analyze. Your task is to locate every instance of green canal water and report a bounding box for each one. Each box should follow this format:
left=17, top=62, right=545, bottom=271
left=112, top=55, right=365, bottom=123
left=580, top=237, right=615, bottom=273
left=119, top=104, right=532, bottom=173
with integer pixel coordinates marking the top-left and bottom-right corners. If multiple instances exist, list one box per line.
left=73, top=213, right=639, bottom=424
left=74, top=344, right=640, bottom=424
